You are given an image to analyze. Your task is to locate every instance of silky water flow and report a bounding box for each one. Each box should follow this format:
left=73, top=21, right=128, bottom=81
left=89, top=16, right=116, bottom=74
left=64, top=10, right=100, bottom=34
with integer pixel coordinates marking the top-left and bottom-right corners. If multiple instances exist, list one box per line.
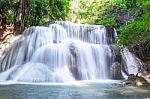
left=0, top=21, right=143, bottom=83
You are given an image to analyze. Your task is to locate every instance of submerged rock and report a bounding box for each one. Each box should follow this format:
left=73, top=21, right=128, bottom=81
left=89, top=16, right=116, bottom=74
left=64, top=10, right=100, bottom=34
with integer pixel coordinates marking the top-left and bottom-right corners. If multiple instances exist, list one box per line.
left=123, top=74, right=150, bottom=86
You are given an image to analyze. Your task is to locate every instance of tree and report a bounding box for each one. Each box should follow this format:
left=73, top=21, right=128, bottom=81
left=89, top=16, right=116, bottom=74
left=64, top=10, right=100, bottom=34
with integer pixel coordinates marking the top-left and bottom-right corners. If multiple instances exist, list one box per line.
left=0, top=0, right=11, bottom=29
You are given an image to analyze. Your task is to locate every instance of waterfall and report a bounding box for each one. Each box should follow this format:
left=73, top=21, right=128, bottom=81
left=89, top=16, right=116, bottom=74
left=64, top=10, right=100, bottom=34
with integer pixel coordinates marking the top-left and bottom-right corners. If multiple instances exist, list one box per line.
left=0, top=21, right=143, bottom=83
left=121, top=48, right=143, bottom=75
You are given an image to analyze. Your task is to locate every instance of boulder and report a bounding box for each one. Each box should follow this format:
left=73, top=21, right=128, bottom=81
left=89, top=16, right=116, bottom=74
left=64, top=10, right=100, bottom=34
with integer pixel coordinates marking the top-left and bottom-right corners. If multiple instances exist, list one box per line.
left=123, top=74, right=150, bottom=86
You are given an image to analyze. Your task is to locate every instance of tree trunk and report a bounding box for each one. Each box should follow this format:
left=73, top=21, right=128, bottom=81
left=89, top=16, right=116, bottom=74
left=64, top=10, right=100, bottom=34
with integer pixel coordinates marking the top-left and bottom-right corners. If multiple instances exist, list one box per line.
left=1, top=16, right=6, bottom=30
left=20, top=0, right=29, bottom=31
left=13, top=0, right=21, bottom=34
left=1, top=6, right=7, bottom=30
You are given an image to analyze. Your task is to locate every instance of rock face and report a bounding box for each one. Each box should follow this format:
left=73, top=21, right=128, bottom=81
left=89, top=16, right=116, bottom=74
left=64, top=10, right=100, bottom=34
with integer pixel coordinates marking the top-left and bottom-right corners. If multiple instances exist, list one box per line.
left=111, top=62, right=121, bottom=79
left=123, top=74, right=150, bottom=86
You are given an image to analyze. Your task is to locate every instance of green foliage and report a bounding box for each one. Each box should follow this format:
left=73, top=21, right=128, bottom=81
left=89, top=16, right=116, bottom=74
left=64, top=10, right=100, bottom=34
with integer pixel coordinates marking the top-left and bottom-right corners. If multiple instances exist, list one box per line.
left=0, top=0, right=13, bottom=24
left=78, top=0, right=101, bottom=24
left=0, top=0, right=70, bottom=26
left=117, top=0, right=150, bottom=46
left=7, top=9, right=14, bottom=23
left=95, top=15, right=116, bottom=26
left=49, top=0, right=70, bottom=21
left=25, top=0, right=50, bottom=26
left=25, top=0, right=70, bottom=26
left=117, top=11, right=150, bottom=46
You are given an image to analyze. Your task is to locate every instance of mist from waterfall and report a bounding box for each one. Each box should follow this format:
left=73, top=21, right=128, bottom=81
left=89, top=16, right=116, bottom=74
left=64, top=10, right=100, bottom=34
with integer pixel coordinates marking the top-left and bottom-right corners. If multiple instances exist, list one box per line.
left=0, top=21, right=143, bottom=83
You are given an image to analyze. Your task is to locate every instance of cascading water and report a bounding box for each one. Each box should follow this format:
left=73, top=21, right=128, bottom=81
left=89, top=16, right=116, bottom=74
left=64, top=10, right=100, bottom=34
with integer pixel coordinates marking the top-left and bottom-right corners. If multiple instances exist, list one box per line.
left=121, top=48, right=143, bottom=75
left=0, top=21, right=143, bottom=83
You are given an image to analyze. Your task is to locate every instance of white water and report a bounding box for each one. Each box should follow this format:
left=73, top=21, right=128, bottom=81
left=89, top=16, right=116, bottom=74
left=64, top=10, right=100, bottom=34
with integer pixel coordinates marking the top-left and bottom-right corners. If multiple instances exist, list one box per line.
left=121, top=48, right=142, bottom=75
left=0, top=21, right=143, bottom=83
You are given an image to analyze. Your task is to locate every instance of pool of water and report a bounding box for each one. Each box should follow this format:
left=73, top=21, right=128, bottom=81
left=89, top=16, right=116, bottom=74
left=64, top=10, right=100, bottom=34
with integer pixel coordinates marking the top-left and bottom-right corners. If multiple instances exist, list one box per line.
left=0, top=80, right=150, bottom=99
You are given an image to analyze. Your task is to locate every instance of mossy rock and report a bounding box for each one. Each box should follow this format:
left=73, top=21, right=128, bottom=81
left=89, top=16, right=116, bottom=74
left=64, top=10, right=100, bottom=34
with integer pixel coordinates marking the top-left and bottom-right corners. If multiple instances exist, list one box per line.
left=123, top=74, right=150, bottom=86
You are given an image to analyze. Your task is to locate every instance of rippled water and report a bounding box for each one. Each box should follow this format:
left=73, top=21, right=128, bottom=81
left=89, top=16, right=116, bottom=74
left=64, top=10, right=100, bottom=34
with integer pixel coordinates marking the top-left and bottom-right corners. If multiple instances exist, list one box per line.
left=0, top=80, right=150, bottom=99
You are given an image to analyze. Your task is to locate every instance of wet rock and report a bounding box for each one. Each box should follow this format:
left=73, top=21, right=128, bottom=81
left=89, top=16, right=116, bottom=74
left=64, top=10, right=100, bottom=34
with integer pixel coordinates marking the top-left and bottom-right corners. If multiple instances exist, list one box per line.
left=109, top=45, right=122, bottom=63
left=113, top=47, right=122, bottom=63
left=106, top=26, right=115, bottom=44
left=123, top=74, right=150, bottom=86
left=68, top=43, right=80, bottom=80
left=111, top=62, right=121, bottom=79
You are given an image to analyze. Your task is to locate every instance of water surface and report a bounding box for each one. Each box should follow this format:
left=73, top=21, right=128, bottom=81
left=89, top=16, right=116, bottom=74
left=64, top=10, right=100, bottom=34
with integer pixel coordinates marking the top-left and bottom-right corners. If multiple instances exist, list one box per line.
left=0, top=80, right=150, bottom=99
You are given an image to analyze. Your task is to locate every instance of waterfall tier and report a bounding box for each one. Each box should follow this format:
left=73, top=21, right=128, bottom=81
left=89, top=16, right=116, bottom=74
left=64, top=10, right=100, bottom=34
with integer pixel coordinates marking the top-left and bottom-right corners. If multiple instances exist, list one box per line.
left=0, top=21, right=142, bottom=83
